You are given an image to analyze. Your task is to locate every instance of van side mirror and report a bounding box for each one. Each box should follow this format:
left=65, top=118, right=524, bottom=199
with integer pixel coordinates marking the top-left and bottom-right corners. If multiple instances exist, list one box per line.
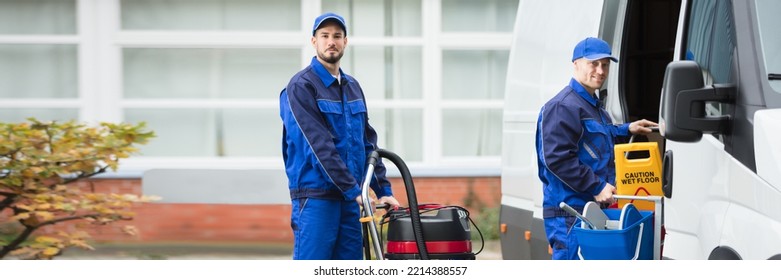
left=659, top=61, right=735, bottom=142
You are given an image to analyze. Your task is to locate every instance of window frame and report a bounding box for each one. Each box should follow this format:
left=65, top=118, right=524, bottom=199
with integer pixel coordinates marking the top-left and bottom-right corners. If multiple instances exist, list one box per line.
left=0, top=0, right=515, bottom=177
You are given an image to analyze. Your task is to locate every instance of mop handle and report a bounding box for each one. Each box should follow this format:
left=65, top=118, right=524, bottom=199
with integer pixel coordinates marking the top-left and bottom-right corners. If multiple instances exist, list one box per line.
left=559, top=202, right=598, bottom=230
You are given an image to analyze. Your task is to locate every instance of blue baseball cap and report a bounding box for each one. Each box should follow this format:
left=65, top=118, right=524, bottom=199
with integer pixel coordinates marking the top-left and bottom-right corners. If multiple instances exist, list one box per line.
left=312, top=12, right=347, bottom=36
left=572, top=37, right=617, bottom=62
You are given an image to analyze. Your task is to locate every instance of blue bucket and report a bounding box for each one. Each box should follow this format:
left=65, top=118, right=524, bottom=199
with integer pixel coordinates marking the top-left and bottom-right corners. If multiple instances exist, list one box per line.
left=572, top=209, right=654, bottom=260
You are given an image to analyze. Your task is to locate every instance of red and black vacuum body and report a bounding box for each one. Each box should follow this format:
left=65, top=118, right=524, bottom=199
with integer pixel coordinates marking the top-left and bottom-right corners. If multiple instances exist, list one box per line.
left=364, top=149, right=476, bottom=260
left=384, top=204, right=475, bottom=260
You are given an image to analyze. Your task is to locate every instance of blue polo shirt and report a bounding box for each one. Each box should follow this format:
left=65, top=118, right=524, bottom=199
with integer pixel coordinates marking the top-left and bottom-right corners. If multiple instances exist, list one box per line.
left=279, top=57, right=393, bottom=201
left=536, top=78, right=630, bottom=217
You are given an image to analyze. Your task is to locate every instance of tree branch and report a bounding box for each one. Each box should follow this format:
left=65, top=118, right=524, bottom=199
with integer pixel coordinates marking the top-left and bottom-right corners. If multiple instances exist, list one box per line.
left=45, top=124, right=55, bottom=154
left=61, top=166, right=109, bottom=185
left=0, top=212, right=126, bottom=259
left=0, top=224, right=36, bottom=259
left=35, top=213, right=100, bottom=228
left=27, top=156, right=107, bottom=168
left=0, top=194, right=15, bottom=211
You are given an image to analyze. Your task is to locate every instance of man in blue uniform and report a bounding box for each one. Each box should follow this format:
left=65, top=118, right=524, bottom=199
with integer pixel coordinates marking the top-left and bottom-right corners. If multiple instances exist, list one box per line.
left=279, top=12, right=400, bottom=260
left=536, top=37, right=657, bottom=260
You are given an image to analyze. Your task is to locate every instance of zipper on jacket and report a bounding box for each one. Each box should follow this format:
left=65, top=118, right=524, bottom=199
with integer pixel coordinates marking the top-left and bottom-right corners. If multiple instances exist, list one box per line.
left=338, top=80, right=353, bottom=173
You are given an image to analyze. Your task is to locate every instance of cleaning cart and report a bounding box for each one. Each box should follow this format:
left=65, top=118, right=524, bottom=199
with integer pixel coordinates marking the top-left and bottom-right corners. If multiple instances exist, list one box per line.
left=571, top=195, right=664, bottom=260
left=569, top=134, right=666, bottom=260
left=561, top=140, right=665, bottom=260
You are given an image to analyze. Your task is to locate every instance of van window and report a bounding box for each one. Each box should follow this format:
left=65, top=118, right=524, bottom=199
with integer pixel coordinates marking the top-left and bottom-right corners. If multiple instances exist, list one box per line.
left=684, top=0, right=735, bottom=126
left=756, top=0, right=781, bottom=94
left=686, top=0, right=736, bottom=85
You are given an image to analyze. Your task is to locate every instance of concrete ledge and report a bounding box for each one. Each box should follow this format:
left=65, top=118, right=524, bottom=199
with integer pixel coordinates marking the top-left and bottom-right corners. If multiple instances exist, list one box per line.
left=142, top=169, right=290, bottom=205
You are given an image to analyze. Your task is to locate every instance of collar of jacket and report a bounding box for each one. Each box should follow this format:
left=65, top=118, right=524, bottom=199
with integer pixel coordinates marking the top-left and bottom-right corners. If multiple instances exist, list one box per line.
left=569, top=78, right=600, bottom=108
left=310, top=56, right=351, bottom=87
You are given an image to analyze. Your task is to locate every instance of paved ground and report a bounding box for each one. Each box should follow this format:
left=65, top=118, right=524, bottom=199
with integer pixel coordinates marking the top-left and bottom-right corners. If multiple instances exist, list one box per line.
left=57, top=240, right=502, bottom=260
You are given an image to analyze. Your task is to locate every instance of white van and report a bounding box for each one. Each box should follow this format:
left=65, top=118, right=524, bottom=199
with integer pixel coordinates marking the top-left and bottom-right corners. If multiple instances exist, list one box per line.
left=500, top=0, right=781, bottom=259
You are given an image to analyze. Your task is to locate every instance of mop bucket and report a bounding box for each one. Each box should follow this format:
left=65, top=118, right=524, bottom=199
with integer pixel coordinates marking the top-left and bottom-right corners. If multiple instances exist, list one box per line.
left=572, top=207, right=654, bottom=260
left=614, top=142, right=663, bottom=211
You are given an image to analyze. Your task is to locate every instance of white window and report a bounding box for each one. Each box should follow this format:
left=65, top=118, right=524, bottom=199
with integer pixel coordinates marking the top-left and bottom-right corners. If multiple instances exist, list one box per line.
left=442, top=108, right=502, bottom=157
left=323, top=0, right=422, bottom=37
left=340, top=46, right=424, bottom=162
left=442, top=50, right=508, bottom=100
left=442, top=0, right=517, bottom=32
left=440, top=50, right=508, bottom=158
left=0, top=0, right=76, bottom=34
left=0, top=0, right=517, bottom=175
left=0, top=44, right=78, bottom=99
left=117, top=0, right=302, bottom=161
left=121, top=48, right=299, bottom=157
left=0, top=0, right=78, bottom=123
left=120, top=0, right=301, bottom=31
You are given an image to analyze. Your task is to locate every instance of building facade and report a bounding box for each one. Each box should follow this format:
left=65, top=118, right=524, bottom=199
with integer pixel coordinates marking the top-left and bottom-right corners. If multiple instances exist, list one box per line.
left=1, top=0, right=516, bottom=244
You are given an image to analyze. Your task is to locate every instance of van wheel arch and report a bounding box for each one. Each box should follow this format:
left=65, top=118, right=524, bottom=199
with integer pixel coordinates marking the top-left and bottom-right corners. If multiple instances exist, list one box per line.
left=708, top=246, right=741, bottom=260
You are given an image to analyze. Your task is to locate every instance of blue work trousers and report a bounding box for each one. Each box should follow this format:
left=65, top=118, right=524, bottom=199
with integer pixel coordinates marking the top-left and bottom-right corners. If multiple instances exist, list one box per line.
left=291, top=197, right=362, bottom=260
left=544, top=216, right=579, bottom=260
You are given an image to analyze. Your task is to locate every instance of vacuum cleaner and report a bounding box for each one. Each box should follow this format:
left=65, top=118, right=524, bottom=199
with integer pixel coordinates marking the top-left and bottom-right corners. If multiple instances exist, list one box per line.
left=359, top=149, right=483, bottom=260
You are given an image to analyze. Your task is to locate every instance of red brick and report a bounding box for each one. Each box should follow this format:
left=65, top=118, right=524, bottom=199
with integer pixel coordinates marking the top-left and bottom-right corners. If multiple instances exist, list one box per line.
left=5, top=177, right=499, bottom=244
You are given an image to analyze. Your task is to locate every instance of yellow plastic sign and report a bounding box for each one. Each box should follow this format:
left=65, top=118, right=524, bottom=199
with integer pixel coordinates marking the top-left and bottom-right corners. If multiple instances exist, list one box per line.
left=614, top=142, right=663, bottom=211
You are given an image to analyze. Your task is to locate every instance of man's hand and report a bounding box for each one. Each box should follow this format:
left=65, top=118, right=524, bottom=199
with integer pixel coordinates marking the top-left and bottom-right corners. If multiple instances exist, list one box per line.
left=629, top=119, right=658, bottom=135
left=594, top=183, right=616, bottom=205
left=378, top=196, right=400, bottom=208
left=355, top=195, right=401, bottom=208
left=355, top=195, right=366, bottom=206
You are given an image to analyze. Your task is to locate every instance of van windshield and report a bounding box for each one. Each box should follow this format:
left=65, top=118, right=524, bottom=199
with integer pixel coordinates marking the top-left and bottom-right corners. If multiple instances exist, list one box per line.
left=756, top=0, right=781, bottom=93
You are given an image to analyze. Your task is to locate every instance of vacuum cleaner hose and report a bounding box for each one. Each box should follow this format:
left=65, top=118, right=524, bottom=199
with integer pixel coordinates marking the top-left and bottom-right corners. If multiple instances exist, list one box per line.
left=371, top=149, right=429, bottom=260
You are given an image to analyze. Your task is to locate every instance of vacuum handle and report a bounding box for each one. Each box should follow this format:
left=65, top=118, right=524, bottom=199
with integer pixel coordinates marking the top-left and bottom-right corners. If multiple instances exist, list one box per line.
left=364, top=149, right=430, bottom=260
left=375, top=203, right=390, bottom=210
left=360, top=151, right=384, bottom=260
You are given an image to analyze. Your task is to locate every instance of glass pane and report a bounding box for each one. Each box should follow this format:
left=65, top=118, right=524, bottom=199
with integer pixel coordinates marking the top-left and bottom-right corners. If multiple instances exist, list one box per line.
left=341, top=46, right=422, bottom=100
left=686, top=0, right=736, bottom=85
left=322, top=0, right=421, bottom=37
left=442, top=0, right=518, bottom=32
left=125, top=109, right=214, bottom=156
left=0, top=109, right=78, bottom=123
left=121, top=0, right=300, bottom=31
left=0, top=0, right=76, bottom=34
left=756, top=0, right=781, bottom=93
left=686, top=0, right=736, bottom=119
left=124, top=108, right=278, bottom=157
left=221, top=109, right=280, bottom=157
left=0, top=45, right=78, bottom=98
left=442, top=109, right=502, bottom=157
left=368, top=108, right=422, bottom=162
left=442, top=50, right=509, bottom=100
left=123, top=48, right=300, bottom=99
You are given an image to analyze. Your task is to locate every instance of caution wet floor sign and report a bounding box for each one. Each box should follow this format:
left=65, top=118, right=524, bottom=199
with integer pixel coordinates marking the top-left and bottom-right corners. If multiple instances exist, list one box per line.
left=614, top=142, right=663, bottom=211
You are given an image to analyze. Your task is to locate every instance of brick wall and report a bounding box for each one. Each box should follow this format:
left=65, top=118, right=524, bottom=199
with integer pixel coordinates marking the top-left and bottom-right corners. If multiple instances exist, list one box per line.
left=31, top=177, right=500, bottom=244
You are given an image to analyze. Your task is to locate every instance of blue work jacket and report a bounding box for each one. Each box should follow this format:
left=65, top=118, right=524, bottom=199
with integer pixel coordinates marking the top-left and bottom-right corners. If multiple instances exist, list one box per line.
left=536, top=78, right=630, bottom=218
left=279, top=57, right=392, bottom=201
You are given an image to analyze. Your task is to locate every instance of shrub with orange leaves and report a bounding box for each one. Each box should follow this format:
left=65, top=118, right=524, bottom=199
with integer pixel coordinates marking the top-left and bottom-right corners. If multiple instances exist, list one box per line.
left=0, top=118, right=156, bottom=259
